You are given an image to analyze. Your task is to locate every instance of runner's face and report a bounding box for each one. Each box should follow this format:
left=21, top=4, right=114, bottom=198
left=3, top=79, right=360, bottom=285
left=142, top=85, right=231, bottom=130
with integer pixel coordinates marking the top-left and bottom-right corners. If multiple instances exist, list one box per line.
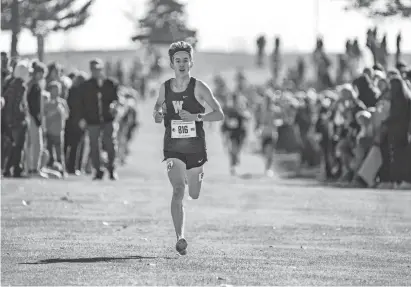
left=171, top=51, right=192, bottom=76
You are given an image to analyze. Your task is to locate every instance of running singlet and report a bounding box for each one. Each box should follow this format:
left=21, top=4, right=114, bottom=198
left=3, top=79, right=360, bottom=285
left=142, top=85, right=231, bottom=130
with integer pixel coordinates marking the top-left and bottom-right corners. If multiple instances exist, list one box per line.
left=163, top=77, right=206, bottom=154
left=223, top=107, right=246, bottom=132
left=259, top=107, right=278, bottom=137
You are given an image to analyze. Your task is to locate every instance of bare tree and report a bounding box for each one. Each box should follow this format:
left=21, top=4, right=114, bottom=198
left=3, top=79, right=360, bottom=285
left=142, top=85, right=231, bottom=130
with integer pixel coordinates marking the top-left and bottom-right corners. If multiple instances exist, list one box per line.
left=131, top=0, right=197, bottom=47
left=1, top=0, right=94, bottom=61
left=343, top=0, right=411, bottom=18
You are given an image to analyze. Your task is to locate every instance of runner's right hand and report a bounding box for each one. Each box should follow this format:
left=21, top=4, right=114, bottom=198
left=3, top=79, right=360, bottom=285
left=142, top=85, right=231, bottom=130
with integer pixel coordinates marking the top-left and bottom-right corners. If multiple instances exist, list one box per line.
left=153, top=110, right=164, bottom=123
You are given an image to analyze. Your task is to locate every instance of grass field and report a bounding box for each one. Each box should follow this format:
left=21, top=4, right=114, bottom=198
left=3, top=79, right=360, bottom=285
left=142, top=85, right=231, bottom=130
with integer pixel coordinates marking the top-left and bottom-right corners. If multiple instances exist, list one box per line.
left=2, top=87, right=411, bottom=285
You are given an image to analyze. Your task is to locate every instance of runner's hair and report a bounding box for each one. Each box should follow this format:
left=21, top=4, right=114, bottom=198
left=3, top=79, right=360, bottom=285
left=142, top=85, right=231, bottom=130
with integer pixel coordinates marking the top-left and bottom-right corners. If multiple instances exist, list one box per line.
left=168, top=41, right=193, bottom=63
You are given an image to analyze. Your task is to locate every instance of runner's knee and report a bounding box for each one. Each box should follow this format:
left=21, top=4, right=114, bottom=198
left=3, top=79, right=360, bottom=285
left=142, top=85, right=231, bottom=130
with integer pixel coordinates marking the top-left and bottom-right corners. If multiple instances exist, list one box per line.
left=187, top=170, right=203, bottom=199
left=172, top=184, right=185, bottom=201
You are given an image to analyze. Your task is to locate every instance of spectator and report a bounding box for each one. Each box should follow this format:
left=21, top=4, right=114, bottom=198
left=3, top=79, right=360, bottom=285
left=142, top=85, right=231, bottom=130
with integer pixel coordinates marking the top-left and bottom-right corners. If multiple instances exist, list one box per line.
left=67, top=71, right=77, bottom=81
left=396, top=61, right=408, bottom=79
left=65, top=71, right=88, bottom=175
left=26, top=61, right=48, bottom=177
left=116, top=88, right=139, bottom=165
left=387, top=77, right=411, bottom=188
left=315, top=91, right=337, bottom=179
left=333, top=84, right=366, bottom=183
left=353, top=71, right=378, bottom=108
left=46, top=62, right=69, bottom=99
left=312, top=38, right=333, bottom=91
left=256, top=35, right=266, bottom=67
left=1, top=52, right=12, bottom=171
left=2, top=56, right=17, bottom=94
left=295, top=94, right=319, bottom=167
left=2, top=60, right=30, bottom=177
left=375, top=76, right=389, bottom=96
left=44, top=81, right=69, bottom=176
left=79, top=58, right=119, bottom=180
left=271, top=37, right=281, bottom=84
left=1, top=52, right=11, bottom=87
left=373, top=92, right=392, bottom=188
left=349, top=110, right=374, bottom=187
left=373, top=63, right=384, bottom=73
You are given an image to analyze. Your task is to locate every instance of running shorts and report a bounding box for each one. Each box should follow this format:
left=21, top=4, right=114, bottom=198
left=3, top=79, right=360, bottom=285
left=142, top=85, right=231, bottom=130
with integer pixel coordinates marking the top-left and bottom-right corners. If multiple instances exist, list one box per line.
left=163, top=150, right=208, bottom=170
left=261, top=135, right=275, bottom=151
left=229, top=129, right=246, bottom=147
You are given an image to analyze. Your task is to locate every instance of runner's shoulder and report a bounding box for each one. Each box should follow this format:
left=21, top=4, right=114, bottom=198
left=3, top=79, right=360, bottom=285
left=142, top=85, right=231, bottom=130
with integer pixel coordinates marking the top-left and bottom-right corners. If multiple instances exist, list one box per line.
left=193, top=78, right=211, bottom=91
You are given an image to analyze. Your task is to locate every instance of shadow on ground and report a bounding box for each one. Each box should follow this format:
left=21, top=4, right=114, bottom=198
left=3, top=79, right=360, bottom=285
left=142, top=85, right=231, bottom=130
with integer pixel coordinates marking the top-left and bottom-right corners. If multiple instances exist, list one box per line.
left=20, top=255, right=176, bottom=265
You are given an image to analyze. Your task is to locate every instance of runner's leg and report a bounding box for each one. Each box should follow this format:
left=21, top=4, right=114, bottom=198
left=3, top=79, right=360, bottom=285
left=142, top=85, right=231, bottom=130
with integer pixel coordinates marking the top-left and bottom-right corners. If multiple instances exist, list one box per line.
left=228, top=134, right=239, bottom=175
left=166, top=158, right=187, bottom=240
left=187, top=164, right=205, bottom=199
left=264, top=138, right=275, bottom=175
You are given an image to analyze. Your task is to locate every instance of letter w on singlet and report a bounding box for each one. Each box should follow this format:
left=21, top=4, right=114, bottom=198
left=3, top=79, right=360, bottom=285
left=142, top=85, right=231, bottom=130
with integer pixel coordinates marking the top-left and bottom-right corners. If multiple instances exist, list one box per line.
left=172, top=101, right=183, bottom=113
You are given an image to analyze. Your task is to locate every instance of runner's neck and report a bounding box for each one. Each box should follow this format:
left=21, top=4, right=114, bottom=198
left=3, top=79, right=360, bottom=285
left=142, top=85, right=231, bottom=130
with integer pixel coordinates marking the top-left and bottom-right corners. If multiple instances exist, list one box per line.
left=173, top=75, right=190, bottom=90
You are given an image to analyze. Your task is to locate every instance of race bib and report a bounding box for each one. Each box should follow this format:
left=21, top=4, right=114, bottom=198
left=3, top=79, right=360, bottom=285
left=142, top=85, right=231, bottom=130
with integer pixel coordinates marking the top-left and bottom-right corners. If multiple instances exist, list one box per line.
left=171, top=120, right=197, bottom=138
left=226, top=118, right=239, bottom=128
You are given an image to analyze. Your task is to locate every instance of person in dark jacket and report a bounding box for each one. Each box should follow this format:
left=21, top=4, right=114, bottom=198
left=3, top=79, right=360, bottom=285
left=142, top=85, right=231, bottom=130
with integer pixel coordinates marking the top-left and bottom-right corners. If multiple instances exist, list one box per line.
left=352, top=71, right=379, bottom=108
left=2, top=60, right=30, bottom=177
left=79, top=59, right=119, bottom=180
left=387, top=76, right=411, bottom=188
left=1, top=52, right=11, bottom=87
left=1, top=52, right=12, bottom=171
left=65, top=72, right=87, bottom=175
left=26, top=62, right=47, bottom=176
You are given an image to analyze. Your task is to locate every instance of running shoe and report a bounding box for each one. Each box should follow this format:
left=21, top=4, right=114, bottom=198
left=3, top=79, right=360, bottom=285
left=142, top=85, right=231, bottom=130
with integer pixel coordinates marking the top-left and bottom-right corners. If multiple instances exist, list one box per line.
left=176, top=238, right=188, bottom=255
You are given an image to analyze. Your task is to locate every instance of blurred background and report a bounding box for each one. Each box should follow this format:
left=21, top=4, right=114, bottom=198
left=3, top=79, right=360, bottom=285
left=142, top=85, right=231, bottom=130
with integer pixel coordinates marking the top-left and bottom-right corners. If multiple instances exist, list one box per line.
left=1, top=0, right=411, bottom=188
left=1, top=0, right=410, bottom=75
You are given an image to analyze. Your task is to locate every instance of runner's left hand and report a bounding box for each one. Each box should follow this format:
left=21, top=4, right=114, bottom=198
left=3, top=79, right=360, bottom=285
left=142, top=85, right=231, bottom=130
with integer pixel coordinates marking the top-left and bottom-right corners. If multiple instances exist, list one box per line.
left=179, top=110, right=196, bottom=122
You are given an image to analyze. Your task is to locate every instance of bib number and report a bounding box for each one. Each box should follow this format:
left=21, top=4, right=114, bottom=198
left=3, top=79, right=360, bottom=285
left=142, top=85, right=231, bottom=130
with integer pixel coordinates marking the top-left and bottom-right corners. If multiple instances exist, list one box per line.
left=171, top=120, right=197, bottom=138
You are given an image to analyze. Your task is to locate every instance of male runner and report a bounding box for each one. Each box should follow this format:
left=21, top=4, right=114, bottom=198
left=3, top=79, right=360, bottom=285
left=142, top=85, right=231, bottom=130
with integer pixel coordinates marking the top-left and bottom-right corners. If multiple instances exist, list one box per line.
left=222, top=93, right=251, bottom=175
left=255, top=92, right=281, bottom=177
left=152, top=41, right=224, bottom=255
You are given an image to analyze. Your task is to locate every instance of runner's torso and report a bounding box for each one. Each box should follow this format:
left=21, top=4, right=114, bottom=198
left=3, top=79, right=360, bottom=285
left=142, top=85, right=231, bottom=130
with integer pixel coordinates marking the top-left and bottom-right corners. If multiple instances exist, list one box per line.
left=163, top=77, right=206, bottom=153
left=223, top=107, right=247, bottom=132
left=260, top=106, right=277, bottom=137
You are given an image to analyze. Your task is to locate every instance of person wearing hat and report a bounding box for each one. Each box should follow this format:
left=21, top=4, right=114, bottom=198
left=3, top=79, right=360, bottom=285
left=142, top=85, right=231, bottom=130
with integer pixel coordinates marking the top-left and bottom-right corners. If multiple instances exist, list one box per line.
left=78, top=58, right=119, bottom=180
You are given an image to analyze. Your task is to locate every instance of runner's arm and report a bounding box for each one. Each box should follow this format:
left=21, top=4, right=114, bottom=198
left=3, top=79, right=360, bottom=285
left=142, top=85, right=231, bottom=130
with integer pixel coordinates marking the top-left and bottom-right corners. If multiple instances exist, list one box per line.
left=197, top=80, right=224, bottom=122
left=153, top=83, right=166, bottom=124
left=153, top=83, right=165, bottom=112
left=254, top=104, right=262, bottom=130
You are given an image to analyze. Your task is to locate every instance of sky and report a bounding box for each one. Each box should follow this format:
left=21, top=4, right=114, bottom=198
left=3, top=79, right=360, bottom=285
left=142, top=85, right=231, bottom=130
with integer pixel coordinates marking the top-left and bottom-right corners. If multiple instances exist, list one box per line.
left=0, top=0, right=410, bottom=54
